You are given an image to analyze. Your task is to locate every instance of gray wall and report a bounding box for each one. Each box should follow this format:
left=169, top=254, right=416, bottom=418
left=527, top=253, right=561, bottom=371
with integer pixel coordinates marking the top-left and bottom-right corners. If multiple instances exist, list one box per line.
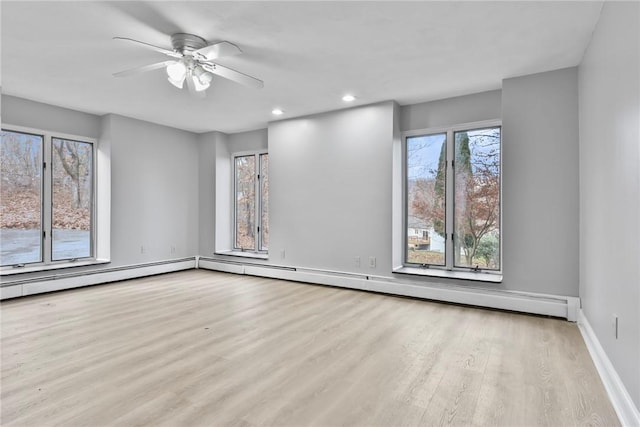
left=4, top=73, right=582, bottom=300
left=579, top=1, right=640, bottom=408
left=2, top=95, right=101, bottom=139
left=400, top=90, right=502, bottom=131
left=395, top=93, right=502, bottom=287
left=269, top=102, right=395, bottom=273
left=264, top=81, right=579, bottom=297
left=228, top=128, right=268, bottom=152
left=108, top=114, right=199, bottom=266
left=502, top=68, right=580, bottom=296
left=198, top=131, right=224, bottom=256
left=204, top=128, right=267, bottom=254
left=399, top=78, right=579, bottom=296
left=1, top=98, right=200, bottom=283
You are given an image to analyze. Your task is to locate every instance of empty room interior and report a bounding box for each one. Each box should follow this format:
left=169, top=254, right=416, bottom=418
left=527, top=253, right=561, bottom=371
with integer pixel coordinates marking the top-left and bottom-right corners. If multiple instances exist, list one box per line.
left=1, top=1, right=639, bottom=426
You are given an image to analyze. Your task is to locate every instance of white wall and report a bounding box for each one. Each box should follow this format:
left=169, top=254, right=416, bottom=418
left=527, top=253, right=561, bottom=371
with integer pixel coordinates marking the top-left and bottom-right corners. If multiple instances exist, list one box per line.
left=269, top=102, right=396, bottom=273
left=579, top=1, right=640, bottom=409
left=502, top=67, right=580, bottom=296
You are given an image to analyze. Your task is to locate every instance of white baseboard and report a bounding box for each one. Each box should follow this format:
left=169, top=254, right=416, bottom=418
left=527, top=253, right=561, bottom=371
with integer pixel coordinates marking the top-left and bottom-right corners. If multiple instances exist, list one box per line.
left=1, top=284, right=23, bottom=300
left=198, top=258, right=245, bottom=274
left=578, top=309, right=640, bottom=427
left=1, top=258, right=197, bottom=299
left=198, top=258, right=579, bottom=320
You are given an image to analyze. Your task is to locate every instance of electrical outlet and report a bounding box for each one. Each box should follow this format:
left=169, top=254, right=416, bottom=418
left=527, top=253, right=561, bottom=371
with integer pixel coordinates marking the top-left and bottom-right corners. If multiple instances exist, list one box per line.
left=355, top=256, right=361, bottom=267
left=612, top=315, right=619, bottom=339
left=140, top=245, right=145, bottom=254
left=369, top=256, right=376, bottom=268
left=280, top=249, right=286, bottom=260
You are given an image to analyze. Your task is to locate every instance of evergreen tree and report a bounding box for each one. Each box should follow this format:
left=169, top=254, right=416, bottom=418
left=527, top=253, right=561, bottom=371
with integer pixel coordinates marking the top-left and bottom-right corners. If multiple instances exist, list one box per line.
left=455, top=132, right=474, bottom=265
left=432, top=141, right=447, bottom=238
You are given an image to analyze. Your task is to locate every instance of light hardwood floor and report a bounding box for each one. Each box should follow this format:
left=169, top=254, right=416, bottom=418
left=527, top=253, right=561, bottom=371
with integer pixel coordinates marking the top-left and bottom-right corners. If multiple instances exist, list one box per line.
left=1, top=270, right=619, bottom=426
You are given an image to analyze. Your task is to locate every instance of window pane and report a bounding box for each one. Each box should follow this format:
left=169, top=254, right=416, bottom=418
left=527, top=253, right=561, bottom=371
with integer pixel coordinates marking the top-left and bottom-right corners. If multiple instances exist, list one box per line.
left=260, top=154, right=269, bottom=251
left=0, top=130, right=44, bottom=266
left=52, top=138, right=93, bottom=260
left=235, top=155, right=256, bottom=250
left=406, top=133, right=447, bottom=265
left=454, top=127, right=501, bottom=270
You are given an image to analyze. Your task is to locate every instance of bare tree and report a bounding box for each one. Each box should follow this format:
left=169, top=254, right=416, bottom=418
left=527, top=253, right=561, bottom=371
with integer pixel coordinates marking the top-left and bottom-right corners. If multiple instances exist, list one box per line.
left=454, top=131, right=500, bottom=267
left=53, top=140, right=82, bottom=208
left=235, top=156, right=256, bottom=249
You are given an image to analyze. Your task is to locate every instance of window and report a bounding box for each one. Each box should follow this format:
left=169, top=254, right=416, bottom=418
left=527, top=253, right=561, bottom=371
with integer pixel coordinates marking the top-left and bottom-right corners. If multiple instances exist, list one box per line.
left=1, top=128, right=95, bottom=268
left=404, top=124, right=501, bottom=272
left=234, top=152, right=268, bottom=252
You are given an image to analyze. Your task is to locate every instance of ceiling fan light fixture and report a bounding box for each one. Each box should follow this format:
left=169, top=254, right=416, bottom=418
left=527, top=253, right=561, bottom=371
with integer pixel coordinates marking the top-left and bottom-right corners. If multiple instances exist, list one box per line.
left=168, top=75, right=185, bottom=89
left=193, top=66, right=213, bottom=85
left=192, top=66, right=213, bottom=91
left=192, top=75, right=210, bottom=92
left=166, top=61, right=187, bottom=81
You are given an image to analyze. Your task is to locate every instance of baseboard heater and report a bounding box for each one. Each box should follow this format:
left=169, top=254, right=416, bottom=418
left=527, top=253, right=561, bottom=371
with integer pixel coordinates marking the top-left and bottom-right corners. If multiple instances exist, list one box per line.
left=197, top=257, right=579, bottom=321
left=1, top=257, right=197, bottom=300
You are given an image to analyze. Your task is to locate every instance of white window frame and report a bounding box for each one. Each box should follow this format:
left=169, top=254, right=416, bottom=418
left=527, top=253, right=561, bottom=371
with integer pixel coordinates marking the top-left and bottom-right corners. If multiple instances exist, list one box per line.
left=399, top=119, right=502, bottom=281
left=232, top=150, right=268, bottom=254
left=1, top=124, right=105, bottom=275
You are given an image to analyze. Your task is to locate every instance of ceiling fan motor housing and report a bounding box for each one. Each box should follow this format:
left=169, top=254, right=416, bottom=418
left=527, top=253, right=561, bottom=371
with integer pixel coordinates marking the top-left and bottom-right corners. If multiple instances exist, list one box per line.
left=171, top=33, right=207, bottom=54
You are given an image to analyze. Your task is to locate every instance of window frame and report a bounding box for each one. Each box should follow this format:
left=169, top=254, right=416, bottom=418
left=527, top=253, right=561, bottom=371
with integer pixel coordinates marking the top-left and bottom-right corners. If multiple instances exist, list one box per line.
left=51, top=136, right=96, bottom=262
left=1, top=125, right=97, bottom=271
left=402, top=120, right=502, bottom=276
left=404, top=130, right=448, bottom=268
left=232, top=150, right=268, bottom=254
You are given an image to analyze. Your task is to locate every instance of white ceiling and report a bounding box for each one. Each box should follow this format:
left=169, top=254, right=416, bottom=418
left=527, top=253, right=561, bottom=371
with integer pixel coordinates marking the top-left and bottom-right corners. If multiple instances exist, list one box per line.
left=2, top=1, right=603, bottom=134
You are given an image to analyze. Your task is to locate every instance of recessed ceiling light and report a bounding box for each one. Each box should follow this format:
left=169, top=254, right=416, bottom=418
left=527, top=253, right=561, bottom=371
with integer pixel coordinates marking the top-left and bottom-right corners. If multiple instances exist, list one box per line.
left=342, top=94, right=356, bottom=102
left=272, top=108, right=284, bottom=115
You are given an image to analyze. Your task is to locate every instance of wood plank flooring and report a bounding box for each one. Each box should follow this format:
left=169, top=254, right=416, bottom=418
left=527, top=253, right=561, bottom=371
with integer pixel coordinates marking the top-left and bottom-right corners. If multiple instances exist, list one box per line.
left=1, top=270, right=619, bottom=426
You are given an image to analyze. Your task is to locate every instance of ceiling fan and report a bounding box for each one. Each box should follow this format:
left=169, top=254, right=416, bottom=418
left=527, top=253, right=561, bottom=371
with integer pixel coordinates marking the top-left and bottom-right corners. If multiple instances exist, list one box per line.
left=113, top=33, right=263, bottom=97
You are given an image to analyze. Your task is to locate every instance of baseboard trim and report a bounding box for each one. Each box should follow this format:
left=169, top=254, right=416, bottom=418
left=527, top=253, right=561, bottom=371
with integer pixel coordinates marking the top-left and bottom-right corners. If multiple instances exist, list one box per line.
left=1, top=258, right=197, bottom=299
left=198, top=258, right=578, bottom=320
left=578, top=309, right=640, bottom=427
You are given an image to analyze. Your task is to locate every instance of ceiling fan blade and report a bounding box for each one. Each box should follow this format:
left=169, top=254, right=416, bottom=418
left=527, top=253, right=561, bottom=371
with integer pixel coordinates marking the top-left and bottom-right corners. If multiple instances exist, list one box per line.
left=201, top=62, right=263, bottom=89
left=193, top=41, right=242, bottom=62
left=185, top=72, right=206, bottom=98
left=113, top=60, right=174, bottom=77
left=113, top=37, right=182, bottom=59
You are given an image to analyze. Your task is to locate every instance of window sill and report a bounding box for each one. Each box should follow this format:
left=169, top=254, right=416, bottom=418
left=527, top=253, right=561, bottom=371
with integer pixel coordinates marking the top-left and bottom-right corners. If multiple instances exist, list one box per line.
left=393, top=266, right=502, bottom=283
left=0, top=259, right=110, bottom=277
left=214, top=251, right=268, bottom=260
